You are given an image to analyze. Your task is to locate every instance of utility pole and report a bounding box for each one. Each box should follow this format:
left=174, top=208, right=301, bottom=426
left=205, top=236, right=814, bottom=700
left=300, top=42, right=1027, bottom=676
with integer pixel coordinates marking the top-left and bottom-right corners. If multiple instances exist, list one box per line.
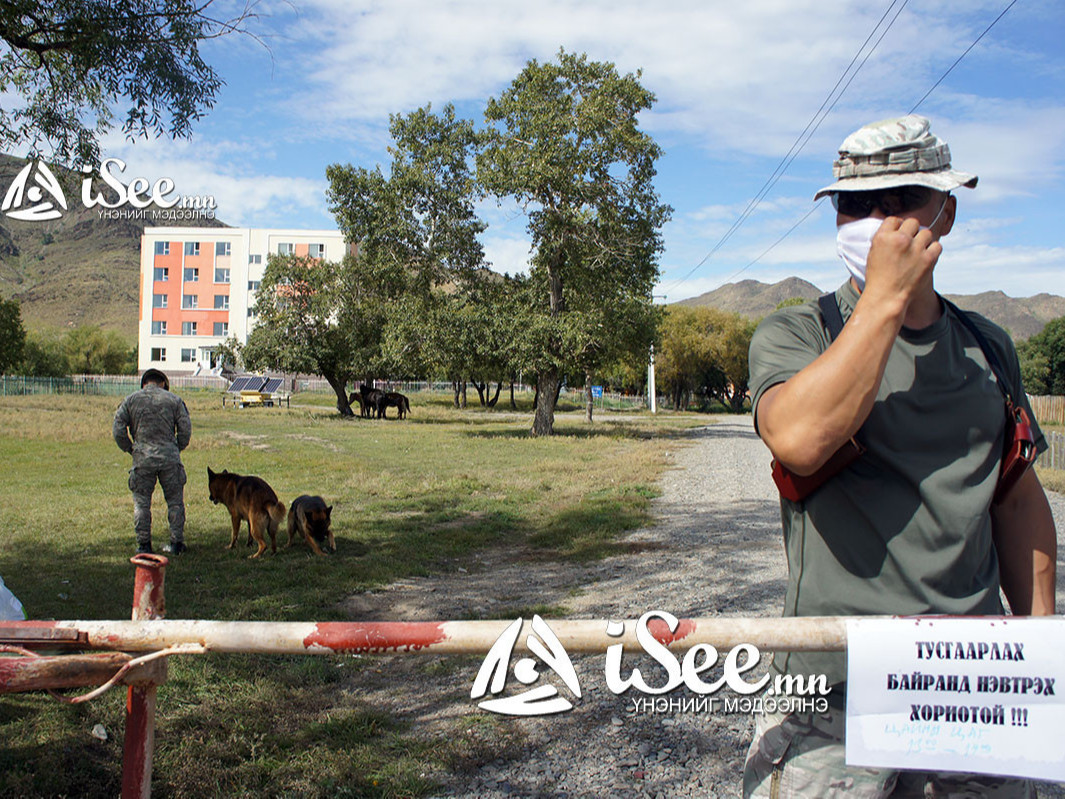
left=648, top=343, right=657, bottom=414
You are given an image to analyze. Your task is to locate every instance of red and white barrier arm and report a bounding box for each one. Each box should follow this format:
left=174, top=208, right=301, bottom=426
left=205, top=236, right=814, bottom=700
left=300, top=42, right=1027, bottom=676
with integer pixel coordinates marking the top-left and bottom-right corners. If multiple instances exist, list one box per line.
left=1, top=617, right=851, bottom=655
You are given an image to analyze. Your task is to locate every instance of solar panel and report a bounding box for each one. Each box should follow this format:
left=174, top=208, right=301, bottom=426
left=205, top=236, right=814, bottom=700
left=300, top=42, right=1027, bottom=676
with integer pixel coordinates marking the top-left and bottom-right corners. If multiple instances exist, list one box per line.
left=245, top=376, right=267, bottom=392
left=262, top=378, right=283, bottom=394
left=227, top=376, right=252, bottom=392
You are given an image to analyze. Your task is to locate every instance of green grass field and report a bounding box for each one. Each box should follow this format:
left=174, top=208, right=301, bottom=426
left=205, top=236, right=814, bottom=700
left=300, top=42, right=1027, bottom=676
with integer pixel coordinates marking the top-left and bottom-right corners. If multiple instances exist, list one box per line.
left=0, top=391, right=707, bottom=797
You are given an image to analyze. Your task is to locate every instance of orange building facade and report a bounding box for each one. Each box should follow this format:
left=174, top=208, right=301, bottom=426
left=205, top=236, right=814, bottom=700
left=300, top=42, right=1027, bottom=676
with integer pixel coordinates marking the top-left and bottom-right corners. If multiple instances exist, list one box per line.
left=138, top=227, right=347, bottom=373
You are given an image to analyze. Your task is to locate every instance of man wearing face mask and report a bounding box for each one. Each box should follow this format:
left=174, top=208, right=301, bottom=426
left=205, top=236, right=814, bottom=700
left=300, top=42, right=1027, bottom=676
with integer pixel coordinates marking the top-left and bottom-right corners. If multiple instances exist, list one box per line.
left=743, top=116, right=1056, bottom=797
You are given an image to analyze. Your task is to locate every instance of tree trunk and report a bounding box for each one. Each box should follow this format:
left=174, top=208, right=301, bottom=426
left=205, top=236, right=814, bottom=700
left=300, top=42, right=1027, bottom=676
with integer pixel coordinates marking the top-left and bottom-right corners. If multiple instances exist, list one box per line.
left=452, top=380, right=460, bottom=409
left=585, top=371, right=594, bottom=423
left=326, top=373, right=355, bottom=417
left=460, top=380, right=467, bottom=409
left=532, top=368, right=559, bottom=436
left=533, top=381, right=540, bottom=411
left=509, top=379, right=517, bottom=410
left=474, top=380, right=487, bottom=406
left=487, top=381, right=503, bottom=409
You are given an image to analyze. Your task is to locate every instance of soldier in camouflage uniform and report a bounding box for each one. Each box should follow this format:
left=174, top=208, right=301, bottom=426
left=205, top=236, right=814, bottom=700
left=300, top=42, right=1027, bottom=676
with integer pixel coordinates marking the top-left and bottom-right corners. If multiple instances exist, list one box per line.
left=743, top=116, right=1056, bottom=797
left=113, top=369, right=192, bottom=555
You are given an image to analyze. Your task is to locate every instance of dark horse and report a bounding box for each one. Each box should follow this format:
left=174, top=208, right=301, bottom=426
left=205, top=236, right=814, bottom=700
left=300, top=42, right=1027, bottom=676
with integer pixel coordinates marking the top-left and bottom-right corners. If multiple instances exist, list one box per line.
left=382, top=391, right=410, bottom=419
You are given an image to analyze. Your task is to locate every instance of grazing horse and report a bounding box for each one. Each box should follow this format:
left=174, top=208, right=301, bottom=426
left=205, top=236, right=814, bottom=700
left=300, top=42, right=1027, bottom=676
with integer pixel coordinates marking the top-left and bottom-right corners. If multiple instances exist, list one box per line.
left=360, top=386, right=386, bottom=418
left=383, top=391, right=410, bottom=419
left=347, top=390, right=366, bottom=417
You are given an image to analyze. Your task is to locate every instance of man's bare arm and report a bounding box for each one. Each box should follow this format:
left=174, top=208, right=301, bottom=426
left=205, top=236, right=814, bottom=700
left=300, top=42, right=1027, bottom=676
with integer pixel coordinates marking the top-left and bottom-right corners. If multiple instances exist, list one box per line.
left=991, top=468, right=1057, bottom=616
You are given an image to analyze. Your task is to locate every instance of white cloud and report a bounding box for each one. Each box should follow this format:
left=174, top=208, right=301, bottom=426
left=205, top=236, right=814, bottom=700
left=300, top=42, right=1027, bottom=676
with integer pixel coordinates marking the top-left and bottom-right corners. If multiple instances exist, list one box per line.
left=96, top=133, right=333, bottom=228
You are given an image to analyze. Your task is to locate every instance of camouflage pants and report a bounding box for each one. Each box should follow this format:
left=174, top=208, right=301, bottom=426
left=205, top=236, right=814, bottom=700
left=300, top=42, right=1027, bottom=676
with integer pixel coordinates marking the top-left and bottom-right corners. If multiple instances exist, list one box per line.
left=129, top=461, right=186, bottom=549
left=743, top=704, right=1035, bottom=798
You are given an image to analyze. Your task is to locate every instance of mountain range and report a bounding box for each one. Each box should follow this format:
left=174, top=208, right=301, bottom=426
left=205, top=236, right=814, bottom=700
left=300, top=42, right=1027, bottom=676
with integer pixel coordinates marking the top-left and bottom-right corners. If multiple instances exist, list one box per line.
left=676, top=278, right=1065, bottom=339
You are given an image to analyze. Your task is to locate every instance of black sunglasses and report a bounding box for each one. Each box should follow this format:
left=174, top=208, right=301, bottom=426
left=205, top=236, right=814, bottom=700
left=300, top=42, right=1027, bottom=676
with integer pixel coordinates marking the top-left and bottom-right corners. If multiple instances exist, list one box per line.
left=831, top=186, right=936, bottom=218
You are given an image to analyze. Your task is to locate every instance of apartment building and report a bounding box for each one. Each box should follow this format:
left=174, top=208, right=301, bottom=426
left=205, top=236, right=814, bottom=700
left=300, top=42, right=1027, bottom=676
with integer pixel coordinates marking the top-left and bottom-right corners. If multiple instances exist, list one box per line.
left=138, top=227, right=348, bottom=373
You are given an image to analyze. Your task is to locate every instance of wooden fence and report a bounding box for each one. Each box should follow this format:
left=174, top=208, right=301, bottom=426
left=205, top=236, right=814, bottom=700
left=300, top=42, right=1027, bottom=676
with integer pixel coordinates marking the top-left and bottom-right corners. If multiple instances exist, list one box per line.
left=1029, top=395, right=1065, bottom=426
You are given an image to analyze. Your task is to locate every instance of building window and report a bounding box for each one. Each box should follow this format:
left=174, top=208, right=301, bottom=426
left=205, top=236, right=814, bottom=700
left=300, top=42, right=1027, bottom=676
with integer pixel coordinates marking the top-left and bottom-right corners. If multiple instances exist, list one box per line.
left=215, top=241, right=232, bottom=257
left=152, top=293, right=168, bottom=309
left=248, top=280, right=261, bottom=291
left=182, top=321, right=198, bottom=336
left=181, top=348, right=196, bottom=363
left=153, top=266, right=168, bottom=282
left=214, top=322, right=229, bottom=337
left=248, top=254, right=262, bottom=265
left=214, top=267, right=230, bottom=283
left=182, top=294, right=198, bottom=309
left=154, top=241, right=170, bottom=256
left=183, top=267, right=198, bottom=282
left=277, top=242, right=294, bottom=255
left=184, top=241, right=200, bottom=256
left=150, top=347, right=166, bottom=362
left=248, top=307, right=257, bottom=318
left=309, top=243, right=325, bottom=258
left=151, top=321, right=167, bottom=335
left=214, top=294, right=229, bottom=310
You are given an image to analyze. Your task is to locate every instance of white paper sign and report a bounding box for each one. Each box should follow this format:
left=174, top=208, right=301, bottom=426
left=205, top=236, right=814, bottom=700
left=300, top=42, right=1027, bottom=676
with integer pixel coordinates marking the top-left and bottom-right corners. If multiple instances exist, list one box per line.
left=846, top=617, right=1065, bottom=781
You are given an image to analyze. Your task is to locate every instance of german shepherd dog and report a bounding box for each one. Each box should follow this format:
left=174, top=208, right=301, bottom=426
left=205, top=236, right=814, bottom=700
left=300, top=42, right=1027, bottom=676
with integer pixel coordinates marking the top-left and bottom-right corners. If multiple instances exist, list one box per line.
left=287, top=495, right=335, bottom=555
left=207, top=468, right=286, bottom=558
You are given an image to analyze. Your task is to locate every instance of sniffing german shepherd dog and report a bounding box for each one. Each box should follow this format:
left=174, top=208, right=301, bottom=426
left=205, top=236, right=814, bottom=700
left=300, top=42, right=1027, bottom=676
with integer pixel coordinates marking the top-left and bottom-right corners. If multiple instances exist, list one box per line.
left=207, top=468, right=286, bottom=558
left=287, top=495, right=335, bottom=555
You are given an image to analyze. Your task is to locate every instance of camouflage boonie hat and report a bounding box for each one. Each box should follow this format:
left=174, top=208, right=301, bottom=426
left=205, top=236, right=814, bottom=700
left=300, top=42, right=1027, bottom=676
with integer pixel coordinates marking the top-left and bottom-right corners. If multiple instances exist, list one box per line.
left=814, top=114, right=977, bottom=199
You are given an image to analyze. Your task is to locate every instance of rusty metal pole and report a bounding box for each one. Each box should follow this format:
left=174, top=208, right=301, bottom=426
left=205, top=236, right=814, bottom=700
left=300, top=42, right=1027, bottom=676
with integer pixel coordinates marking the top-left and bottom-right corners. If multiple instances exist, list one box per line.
left=122, top=553, right=168, bottom=799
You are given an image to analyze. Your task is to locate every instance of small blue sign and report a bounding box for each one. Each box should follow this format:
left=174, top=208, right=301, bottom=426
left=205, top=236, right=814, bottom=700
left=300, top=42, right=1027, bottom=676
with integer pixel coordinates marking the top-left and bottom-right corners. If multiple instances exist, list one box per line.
left=591, top=385, right=603, bottom=398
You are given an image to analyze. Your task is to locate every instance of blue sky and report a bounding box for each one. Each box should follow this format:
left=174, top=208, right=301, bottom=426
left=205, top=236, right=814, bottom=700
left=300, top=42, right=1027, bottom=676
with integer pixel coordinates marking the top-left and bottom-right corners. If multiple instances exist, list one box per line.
left=101, top=0, right=1065, bottom=300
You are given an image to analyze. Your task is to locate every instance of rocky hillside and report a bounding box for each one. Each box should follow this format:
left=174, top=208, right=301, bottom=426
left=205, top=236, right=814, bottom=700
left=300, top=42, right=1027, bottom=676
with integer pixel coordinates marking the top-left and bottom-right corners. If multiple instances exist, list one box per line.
left=678, top=277, right=1065, bottom=339
left=0, top=154, right=226, bottom=339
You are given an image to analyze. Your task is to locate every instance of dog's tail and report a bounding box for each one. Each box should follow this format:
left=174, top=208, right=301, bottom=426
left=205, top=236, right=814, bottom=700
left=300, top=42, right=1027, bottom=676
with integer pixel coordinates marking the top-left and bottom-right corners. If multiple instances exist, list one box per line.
left=269, top=501, right=286, bottom=536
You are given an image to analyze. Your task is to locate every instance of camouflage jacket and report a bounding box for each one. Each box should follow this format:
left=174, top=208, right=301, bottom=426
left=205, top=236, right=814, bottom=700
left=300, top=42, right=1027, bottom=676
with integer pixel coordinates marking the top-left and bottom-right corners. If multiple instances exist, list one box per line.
left=113, top=386, right=192, bottom=466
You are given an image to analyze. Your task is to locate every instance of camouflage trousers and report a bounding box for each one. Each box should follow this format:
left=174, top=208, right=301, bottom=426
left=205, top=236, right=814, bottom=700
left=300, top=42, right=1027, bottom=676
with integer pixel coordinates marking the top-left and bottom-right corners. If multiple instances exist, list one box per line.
left=743, top=704, right=1035, bottom=798
left=129, top=461, right=187, bottom=549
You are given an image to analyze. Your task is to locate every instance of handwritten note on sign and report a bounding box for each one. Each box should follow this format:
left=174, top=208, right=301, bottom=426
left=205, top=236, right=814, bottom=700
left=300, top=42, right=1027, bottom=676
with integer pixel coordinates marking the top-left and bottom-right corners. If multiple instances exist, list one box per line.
left=846, top=618, right=1065, bottom=782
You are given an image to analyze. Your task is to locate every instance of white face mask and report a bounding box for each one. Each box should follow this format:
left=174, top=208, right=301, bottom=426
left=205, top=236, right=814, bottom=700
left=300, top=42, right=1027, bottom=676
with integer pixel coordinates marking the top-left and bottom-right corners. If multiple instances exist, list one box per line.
left=835, top=194, right=949, bottom=290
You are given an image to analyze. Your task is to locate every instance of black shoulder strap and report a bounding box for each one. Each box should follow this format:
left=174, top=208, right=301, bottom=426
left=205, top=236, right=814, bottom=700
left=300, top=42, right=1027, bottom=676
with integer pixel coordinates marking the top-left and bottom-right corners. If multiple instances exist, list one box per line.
left=817, top=293, right=845, bottom=342
left=939, top=296, right=1016, bottom=405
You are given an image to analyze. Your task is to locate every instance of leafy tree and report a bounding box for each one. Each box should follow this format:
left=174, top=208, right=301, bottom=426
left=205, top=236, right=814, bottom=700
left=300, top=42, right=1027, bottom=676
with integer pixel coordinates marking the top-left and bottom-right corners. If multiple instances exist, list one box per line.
left=1017, top=338, right=1049, bottom=396
left=0, top=0, right=256, bottom=165
left=775, top=297, right=807, bottom=310
left=1023, top=316, right=1065, bottom=396
left=63, top=324, right=131, bottom=374
left=0, top=296, right=26, bottom=373
left=479, top=49, right=670, bottom=435
left=241, top=254, right=360, bottom=416
left=17, top=328, right=68, bottom=376
left=327, top=104, right=485, bottom=294
left=657, top=306, right=755, bottom=412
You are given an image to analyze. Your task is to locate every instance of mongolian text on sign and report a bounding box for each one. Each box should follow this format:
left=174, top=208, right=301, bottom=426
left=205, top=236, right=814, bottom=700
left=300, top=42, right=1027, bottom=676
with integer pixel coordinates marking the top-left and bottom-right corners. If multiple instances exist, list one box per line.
left=846, top=617, right=1065, bottom=781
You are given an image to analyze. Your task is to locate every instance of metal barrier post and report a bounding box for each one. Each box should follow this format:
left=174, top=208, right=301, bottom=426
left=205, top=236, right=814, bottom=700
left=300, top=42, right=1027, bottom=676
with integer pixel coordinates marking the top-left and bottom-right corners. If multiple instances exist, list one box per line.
left=122, top=553, right=168, bottom=799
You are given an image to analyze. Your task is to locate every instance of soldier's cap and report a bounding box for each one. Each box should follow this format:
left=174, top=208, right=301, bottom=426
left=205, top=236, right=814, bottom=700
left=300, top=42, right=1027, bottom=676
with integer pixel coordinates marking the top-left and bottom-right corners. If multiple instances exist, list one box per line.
left=814, top=114, right=977, bottom=200
left=141, top=369, right=169, bottom=390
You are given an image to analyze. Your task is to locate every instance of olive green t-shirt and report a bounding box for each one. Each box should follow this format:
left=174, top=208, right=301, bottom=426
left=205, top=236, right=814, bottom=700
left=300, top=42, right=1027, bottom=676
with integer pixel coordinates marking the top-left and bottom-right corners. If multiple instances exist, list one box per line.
left=749, top=281, right=1046, bottom=685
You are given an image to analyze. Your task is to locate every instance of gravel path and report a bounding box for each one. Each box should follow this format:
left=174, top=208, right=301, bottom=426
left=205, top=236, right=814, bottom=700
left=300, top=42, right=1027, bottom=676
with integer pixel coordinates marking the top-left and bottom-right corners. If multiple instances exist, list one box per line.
left=345, top=417, right=1065, bottom=798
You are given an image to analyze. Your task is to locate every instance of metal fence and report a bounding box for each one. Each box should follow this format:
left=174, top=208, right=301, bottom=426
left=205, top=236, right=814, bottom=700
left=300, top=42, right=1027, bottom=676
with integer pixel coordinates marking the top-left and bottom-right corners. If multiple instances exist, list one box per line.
left=0, top=375, right=228, bottom=396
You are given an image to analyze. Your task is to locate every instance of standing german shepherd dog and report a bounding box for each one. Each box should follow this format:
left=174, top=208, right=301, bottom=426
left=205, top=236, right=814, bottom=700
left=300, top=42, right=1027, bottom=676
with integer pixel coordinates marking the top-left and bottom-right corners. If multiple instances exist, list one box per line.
left=207, top=468, right=286, bottom=558
left=287, top=495, right=335, bottom=555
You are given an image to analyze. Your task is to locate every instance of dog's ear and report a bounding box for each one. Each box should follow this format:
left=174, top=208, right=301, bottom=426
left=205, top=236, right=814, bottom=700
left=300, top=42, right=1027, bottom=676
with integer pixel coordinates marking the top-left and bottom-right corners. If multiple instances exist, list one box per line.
left=207, top=467, right=215, bottom=478
left=326, top=506, right=333, bottom=517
